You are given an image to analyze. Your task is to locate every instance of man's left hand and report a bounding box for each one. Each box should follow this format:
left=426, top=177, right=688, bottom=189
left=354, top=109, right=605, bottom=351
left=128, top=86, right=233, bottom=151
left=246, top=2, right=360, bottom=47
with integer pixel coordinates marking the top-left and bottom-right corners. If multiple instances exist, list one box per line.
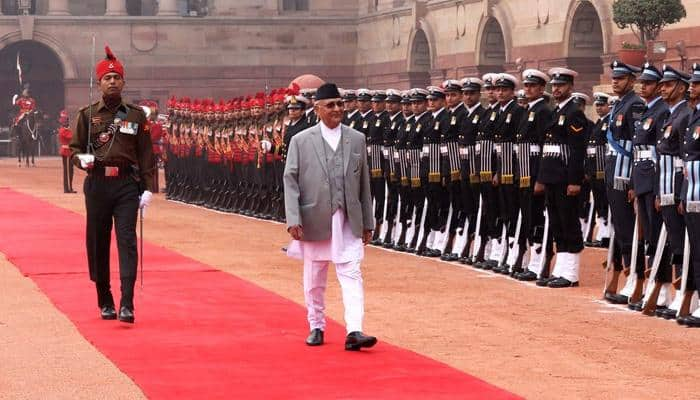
left=363, top=230, right=372, bottom=245
left=566, top=184, right=581, bottom=197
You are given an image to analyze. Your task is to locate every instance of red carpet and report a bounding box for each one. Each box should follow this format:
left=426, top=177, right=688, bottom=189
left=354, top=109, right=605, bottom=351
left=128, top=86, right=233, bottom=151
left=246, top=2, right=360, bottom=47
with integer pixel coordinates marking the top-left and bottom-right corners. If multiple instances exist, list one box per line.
left=0, top=187, right=520, bottom=399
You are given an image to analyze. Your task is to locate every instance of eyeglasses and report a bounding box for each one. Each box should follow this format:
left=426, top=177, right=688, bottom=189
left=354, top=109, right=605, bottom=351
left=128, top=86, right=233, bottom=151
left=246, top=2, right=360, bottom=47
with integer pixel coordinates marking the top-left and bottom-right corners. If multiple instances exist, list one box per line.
left=323, top=101, right=344, bottom=109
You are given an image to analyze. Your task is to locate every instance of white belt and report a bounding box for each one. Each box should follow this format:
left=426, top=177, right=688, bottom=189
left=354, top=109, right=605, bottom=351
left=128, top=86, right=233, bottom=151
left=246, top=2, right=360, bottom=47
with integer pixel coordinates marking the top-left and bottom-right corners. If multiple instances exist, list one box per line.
left=440, top=145, right=448, bottom=155
left=674, top=158, right=684, bottom=168
left=475, top=143, right=481, bottom=154
left=366, top=146, right=371, bottom=155
left=393, top=151, right=399, bottom=160
left=587, top=147, right=597, bottom=156
left=687, top=201, right=700, bottom=213
left=495, top=144, right=502, bottom=154
left=382, top=149, right=389, bottom=157
left=459, top=147, right=468, bottom=155
left=530, top=144, right=540, bottom=154
left=543, top=144, right=561, bottom=154
left=422, top=145, right=429, bottom=155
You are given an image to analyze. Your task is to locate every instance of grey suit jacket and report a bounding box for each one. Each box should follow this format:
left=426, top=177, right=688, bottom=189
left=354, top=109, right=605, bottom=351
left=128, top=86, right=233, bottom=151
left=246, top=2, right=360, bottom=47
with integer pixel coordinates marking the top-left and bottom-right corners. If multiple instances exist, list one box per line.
left=284, top=123, right=374, bottom=241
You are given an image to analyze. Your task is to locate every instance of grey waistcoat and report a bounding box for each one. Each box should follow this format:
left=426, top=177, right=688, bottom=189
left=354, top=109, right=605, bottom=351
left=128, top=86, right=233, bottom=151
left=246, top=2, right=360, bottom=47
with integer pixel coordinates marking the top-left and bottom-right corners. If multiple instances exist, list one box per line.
left=323, top=138, right=346, bottom=214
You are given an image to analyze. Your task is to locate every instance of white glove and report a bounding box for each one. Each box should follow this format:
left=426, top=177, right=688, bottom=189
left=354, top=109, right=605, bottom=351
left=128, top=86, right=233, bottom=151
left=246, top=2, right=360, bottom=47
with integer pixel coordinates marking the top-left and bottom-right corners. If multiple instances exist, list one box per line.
left=139, top=190, right=153, bottom=209
left=77, top=153, right=95, bottom=169
left=260, top=139, right=272, bottom=153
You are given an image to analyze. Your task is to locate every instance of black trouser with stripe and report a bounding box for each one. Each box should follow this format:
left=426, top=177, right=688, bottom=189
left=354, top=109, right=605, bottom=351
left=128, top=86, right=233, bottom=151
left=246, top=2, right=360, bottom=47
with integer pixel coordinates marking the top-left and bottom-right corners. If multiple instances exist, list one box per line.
left=84, top=174, right=140, bottom=309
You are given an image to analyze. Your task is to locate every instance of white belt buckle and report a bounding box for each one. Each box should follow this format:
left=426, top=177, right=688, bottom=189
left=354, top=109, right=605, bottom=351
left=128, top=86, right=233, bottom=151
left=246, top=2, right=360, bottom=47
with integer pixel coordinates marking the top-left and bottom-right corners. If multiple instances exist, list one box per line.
left=459, top=147, right=468, bottom=156
left=544, top=144, right=561, bottom=154
left=440, top=145, right=448, bottom=155
left=514, top=144, right=520, bottom=154
left=393, top=151, right=399, bottom=160
left=422, top=145, right=429, bottom=155
left=475, top=143, right=481, bottom=153
left=660, top=193, right=675, bottom=206
left=530, top=145, right=540, bottom=154
left=495, top=144, right=502, bottom=154
left=674, top=158, right=684, bottom=168
left=687, top=201, right=700, bottom=213
left=382, top=149, right=389, bottom=157
left=104, top=166, right=119, bottom=177
left=587, top=147, right=597, bottom=156
left=366, top=146, right=371, bottom=155
left=637, top=149, right=652, bottom=159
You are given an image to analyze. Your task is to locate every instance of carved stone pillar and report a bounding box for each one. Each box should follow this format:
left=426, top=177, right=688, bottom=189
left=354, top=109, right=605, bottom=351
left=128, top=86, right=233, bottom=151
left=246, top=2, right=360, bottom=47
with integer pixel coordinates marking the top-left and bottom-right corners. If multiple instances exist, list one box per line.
left=47, top=0, right=70, bottom=16
left=157, top=0, right=179, bottom=16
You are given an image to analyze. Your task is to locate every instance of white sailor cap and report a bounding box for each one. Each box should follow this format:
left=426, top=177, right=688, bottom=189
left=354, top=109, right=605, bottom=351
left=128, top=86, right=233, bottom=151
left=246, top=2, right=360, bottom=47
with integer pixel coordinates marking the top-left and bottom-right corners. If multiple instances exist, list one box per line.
left=548, top=67, right=578, bottom=84
left=494, top=73, right=519, bottom=88
left=572, top=92, right=591, bottom=105
left=385, top=89, right=403, bottom=102
left=593, top=92, right=610, bottom=105
left=442, top=79, right=462, bottom=92
left=356, top=88, right=372, bottom=101
left=522, top=69, right=549, bottom=85
left=426, top=86, right=446, bottom=100
left=460, top=77, right=484, bottom=91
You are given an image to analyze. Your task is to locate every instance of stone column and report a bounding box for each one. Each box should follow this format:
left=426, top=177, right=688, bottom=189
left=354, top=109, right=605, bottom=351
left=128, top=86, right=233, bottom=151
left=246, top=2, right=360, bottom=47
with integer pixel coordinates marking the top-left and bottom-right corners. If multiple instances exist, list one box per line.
left=105, top=0, right=127, bottom=16
left=157, top=0, right=179, bottom=16
left=47, top=0, right=70, bottom=16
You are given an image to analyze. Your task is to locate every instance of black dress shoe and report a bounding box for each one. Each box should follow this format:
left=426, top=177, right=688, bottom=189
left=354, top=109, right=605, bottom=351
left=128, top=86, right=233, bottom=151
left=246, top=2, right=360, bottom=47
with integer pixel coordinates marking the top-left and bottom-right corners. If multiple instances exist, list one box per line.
left=660, top=308, right=679, bottom=320
left=118, top=306, right=134, bottom=323
left=305, top=328, right=324, bottom=346
left=681, top=315, right=700, bottom=327
left=482, top=260, right=497, bottom=271
left=604, top=292, right=629, bottom=304
left=382, top=241, right=394, bottom=249
left=536, top=276, right=556, bottom=287
left=426, top=249, right=441, bottom=257
left=516, top=270, right=538, bottom=281
left=628, top=300, right=644, bottom=311
left=547, top=277, right=579, bottom=288
left=100, top=306, right=117, bottom=320
left=344, top=331, right=377, bottom=351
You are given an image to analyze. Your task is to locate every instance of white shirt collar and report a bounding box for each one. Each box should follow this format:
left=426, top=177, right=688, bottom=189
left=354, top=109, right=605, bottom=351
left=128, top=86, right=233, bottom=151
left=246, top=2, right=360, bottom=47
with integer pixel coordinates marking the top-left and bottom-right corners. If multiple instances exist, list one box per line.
left=499, top=99, right=515, bottom=113
left=557, top=96, right=574, bottom=110
left=360, top=109, right=372, bottom=118
left=466, top=102, right=480, bottom=115
left=347, top=109, right=358, bottom=118
left=528, top=97, right=545, bottom=109
left=489, top=102, right=498, bottom=110
left=432, top=107, right=445, bottom=118
left=450, top=103, right=465, bottom=113
left=320, top=121, right=342, bottom=151
left=389, top=111, right=401, bottom=121
left=414, top=111, right=428, bottom=120
left=305, top=108, right=313, bottom=116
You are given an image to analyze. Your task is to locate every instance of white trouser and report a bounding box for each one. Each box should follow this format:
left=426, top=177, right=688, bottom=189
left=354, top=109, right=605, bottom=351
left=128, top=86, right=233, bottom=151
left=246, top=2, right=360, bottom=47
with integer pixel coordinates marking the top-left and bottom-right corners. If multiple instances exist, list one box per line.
left=303, top=259, right=364, bottom=333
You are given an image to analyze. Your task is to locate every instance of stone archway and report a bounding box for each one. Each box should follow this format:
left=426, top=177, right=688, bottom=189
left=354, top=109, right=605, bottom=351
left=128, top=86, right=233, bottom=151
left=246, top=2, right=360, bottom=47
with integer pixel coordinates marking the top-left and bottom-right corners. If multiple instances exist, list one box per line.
left=407, top=29, right=431, bottom=88
left=478, top=18, right=506, bottom=73
left=0, top=40, right=64, bottom=127
left=566, top=1, right=604, bottom=93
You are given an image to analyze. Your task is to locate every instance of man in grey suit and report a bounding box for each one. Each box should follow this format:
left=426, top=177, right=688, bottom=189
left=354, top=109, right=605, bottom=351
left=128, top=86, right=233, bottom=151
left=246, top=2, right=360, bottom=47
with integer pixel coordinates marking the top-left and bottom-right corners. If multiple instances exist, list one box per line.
left=284, top=83, right=378, bottom=351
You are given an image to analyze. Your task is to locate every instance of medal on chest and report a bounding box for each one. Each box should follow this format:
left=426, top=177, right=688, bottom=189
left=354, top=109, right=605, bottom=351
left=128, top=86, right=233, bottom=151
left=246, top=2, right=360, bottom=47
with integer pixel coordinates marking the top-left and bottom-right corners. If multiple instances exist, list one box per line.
left=391, top=122, right=396, bottom=130
left=472, top=114, right=480, bottom=124
left=528, top=112, right=535, bottom=122
left=451, top=116, right=456, bottom=126
left=506, top=113, right=512, bottom=124
left=616, top=114, right=623, bottom=127
left=405, top=123, right=411, bottom=131
left=350, top=121, right=355, bottom=128
left=489, top=111, right=496, bottom=121
left=120, top=120, right=138, bottom=135
left=558, top=115, right=565, bottom=126
left=416, top=123, right=422, bottom=132
left=694, top=126, right=700, bottom=140
left=375, top=119, right=381, bottom=128
left=601, top=123, right=608, bottom=131
left=434, top=121, right=440, bottom=130
left=363, top=121, right=368, bottom=129
left=643, top=118, right=652, bottom=130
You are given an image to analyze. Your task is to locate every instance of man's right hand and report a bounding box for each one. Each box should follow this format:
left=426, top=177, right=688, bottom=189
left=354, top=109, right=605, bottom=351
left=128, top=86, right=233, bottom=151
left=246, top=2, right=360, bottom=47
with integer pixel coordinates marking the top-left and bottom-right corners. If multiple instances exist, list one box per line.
left=288, top=225, right=303, bottom=240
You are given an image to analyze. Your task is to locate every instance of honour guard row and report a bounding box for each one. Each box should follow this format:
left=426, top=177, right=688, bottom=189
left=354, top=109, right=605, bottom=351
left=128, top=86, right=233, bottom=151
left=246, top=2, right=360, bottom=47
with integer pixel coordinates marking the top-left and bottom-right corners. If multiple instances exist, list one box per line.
left=161, top=60, right=700, bottom=327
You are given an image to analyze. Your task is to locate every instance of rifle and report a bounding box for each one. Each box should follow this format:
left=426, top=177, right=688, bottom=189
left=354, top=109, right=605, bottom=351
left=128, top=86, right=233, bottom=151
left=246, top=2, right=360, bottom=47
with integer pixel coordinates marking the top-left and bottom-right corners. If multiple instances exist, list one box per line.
left=622, top=200, right=645, bottom=304
left=677, top=230, right=693, bottom=318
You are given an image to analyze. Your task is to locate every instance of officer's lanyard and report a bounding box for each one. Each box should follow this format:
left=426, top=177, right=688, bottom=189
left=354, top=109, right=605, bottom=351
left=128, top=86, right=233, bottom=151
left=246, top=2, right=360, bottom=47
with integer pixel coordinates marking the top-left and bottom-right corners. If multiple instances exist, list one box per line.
left=605, top=101, right=632, bottom=157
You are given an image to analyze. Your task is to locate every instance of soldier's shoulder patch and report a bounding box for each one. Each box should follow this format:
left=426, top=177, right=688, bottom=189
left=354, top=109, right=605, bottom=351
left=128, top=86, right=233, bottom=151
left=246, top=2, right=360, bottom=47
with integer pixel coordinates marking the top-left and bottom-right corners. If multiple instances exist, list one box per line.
left=571, top=125, right=584, bottom=133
